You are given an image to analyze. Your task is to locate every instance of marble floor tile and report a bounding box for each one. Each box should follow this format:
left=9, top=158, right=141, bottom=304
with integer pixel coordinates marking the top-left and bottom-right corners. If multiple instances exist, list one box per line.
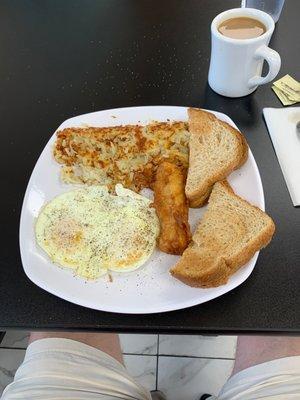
left=0, top=349, right=25, bottom=395
left=157, top=356, right=234, bottom=399
left=0, top=331, right=29, bottom=349
left=124, top=354, right=157, bottom=391
left=120, top=334, right=158, bottom=355
left=159, top=335, right=237, bottom=358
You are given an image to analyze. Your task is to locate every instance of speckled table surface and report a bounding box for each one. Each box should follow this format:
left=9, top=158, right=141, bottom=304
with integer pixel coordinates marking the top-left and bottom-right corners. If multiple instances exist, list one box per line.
left=1, top=0, right=299, bottom=333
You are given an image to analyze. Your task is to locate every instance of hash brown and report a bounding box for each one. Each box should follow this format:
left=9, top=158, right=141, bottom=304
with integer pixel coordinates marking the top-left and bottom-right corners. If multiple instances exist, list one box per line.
left=54, top=121, right=190, bottom=192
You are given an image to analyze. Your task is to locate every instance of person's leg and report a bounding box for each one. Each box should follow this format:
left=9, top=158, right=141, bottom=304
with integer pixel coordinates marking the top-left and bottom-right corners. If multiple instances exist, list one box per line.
left=216, top=335, right=300, bottom=399
left=2, top=332, right=151, bottom=399
left=29, top=331, right=123, bottom=363
left=232, top=335, right=300, bottom=375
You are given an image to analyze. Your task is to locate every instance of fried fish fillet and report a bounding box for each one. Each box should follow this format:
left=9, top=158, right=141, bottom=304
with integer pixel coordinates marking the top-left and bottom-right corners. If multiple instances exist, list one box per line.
left=153, top=162, right=191, bottom=255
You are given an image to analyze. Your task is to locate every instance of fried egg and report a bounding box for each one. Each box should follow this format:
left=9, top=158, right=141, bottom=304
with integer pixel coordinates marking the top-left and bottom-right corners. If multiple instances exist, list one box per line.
left=35, top=184, right=159, bottom=280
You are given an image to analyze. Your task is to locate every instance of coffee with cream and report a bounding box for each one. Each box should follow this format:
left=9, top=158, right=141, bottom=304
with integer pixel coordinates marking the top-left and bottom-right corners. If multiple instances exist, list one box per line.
left=218, top=17, right=266, bottom=39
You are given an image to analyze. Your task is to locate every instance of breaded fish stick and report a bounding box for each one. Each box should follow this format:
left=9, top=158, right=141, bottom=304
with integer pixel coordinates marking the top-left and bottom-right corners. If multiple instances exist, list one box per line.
left=153, top=162, right=191, bottom=255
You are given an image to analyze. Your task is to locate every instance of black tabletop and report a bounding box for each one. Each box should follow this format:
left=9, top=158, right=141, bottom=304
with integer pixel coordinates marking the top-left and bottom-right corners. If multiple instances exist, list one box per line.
left=1, top=0, right=299, bottom=334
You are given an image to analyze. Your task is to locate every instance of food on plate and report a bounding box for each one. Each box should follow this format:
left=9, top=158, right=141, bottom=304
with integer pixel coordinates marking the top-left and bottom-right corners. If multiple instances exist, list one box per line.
left=35, top=184, right=159, bottom=280
left=171, top=180, right=275, bottom=288
left=185, top=108, right=248, bottom=208
left=39, top=108, right=271, bottom=292
left=53, top=121, right=189, bottom=192
left=153, top=162, right=191, bottom=255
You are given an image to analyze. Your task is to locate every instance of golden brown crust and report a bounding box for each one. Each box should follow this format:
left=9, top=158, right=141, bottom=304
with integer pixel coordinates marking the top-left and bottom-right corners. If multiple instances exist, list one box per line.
left=170, top=269, right=229, bottom=288
left=216, top=182, right=275, bottom=274
left=54, top=121, right=190, bottom=192
left=171, top=180, right=275, bottom=288
left=170, top=249, right=231, bottom=287
left=153, top=162, right=191, bottom=255
left=237, top=130, right=249, bottom=168
left=186, top=108, right=249, bottom=208
left=188, top=187, right=211, bottom=208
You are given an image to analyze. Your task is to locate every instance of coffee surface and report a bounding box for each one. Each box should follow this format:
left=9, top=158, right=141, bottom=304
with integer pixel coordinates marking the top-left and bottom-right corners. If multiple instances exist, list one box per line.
left=218, top=17, right=266, bottom=39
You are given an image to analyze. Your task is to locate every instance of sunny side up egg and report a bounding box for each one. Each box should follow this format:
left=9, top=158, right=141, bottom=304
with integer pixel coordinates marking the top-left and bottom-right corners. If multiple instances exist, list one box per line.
left=35, top=184, right=160, bottom=280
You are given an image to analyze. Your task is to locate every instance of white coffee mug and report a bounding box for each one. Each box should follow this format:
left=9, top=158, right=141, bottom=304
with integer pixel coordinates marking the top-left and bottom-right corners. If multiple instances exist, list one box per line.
left=208, top=8, right=281, bottom=97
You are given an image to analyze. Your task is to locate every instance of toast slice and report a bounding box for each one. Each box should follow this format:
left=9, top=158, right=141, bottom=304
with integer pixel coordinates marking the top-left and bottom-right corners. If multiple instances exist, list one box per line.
left=186, top=108, right=248, bottom=207
left=171, top=181, right=275, bottom=288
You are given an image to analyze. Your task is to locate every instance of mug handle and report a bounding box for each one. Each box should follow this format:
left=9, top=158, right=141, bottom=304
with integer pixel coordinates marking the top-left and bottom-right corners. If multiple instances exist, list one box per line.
left=248, top=45, right=281, bottom=88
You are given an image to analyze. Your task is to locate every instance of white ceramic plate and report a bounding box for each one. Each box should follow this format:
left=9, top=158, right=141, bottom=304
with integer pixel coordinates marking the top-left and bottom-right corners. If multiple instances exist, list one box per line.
left=20, top=106, right=264, bottom=314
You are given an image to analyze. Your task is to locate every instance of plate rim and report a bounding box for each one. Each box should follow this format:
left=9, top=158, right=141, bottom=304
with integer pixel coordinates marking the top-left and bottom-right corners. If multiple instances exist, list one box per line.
left=19, top=105, right=264, bottom=314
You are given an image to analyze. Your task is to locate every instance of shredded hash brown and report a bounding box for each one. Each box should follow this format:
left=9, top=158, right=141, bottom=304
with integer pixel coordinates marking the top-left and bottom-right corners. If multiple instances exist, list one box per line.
left=53, top=121, right=190, bottom=192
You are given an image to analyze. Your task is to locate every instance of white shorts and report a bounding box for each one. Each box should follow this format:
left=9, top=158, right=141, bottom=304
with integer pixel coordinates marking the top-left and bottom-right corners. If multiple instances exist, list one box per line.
left=2, top=338, right=300, bottom=399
